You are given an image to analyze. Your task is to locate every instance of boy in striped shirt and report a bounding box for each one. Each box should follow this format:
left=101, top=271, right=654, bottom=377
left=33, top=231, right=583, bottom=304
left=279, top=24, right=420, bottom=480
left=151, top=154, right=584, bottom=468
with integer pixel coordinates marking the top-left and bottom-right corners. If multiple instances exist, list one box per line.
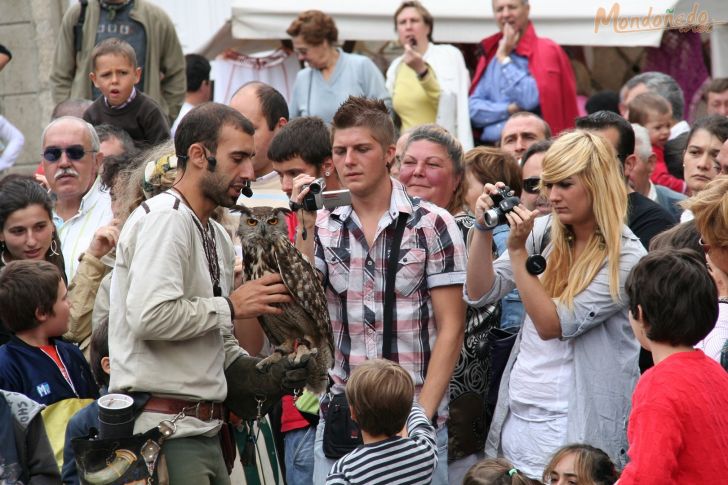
left=326, top=359, right=438, bottom=485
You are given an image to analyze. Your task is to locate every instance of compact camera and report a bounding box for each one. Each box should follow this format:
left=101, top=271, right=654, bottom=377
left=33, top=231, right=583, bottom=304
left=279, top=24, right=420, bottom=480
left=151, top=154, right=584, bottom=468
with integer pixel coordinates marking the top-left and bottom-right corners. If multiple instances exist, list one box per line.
left=300, top=178, right=352, bottom=211
left=483, top=186, right=520, bottom=229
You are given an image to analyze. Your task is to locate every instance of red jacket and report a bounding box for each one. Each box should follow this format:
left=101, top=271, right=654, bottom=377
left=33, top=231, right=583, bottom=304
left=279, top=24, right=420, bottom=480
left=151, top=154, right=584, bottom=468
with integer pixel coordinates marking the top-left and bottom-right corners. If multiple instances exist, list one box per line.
left=470, top=22, right=578, bottom=136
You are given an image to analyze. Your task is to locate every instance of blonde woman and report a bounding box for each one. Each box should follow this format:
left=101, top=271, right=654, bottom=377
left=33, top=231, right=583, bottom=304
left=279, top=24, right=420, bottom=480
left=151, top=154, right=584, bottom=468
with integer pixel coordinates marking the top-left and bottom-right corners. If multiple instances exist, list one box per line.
left=465, top=131, right=645, bottom=477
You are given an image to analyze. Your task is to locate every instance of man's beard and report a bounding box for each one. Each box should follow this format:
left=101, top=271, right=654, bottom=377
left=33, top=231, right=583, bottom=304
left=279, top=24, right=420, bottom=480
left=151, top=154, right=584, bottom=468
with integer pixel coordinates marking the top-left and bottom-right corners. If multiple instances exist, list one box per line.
left=200, top=171, right=236, bottom=208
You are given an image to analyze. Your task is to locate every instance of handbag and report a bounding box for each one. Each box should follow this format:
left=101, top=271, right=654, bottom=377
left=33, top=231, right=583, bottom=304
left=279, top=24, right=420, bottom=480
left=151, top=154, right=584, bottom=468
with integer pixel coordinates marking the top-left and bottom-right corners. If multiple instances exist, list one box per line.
left=322, top=213, right=409, bottom=459
left=71, top=424, right=170, bottom=485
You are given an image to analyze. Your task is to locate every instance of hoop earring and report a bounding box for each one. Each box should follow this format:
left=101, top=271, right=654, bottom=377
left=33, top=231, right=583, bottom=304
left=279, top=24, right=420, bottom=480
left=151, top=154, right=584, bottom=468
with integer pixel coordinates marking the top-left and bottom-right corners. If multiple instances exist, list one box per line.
left=49, top=238, right=60, bottom=257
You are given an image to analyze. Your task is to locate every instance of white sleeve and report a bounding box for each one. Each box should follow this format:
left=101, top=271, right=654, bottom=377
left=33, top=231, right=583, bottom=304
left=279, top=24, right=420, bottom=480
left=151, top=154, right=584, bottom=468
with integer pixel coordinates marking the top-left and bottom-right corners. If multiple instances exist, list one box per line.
left=0, top=116, right=25, bottom=171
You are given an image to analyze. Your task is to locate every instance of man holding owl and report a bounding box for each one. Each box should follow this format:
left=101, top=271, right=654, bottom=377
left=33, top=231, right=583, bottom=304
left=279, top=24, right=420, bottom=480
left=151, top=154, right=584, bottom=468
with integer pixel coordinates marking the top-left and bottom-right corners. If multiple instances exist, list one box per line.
left=108, top=102, right=312, bottom=485
left=292, top=96, right=467, bottom=485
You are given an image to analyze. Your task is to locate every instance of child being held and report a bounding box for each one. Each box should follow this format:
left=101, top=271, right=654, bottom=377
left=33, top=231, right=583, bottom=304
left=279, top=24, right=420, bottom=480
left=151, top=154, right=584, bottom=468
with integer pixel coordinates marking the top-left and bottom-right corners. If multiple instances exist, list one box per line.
left=627, top=92, right=686, bottom=194
left=326, top=359, right=437, bottom=485
left=619, top=249, right=728, bottom=483
left=83, top=38, right=170, bottom=148
left=0, top=260, right=99, bottom=468
left=62, top=318, right=110, bottom=484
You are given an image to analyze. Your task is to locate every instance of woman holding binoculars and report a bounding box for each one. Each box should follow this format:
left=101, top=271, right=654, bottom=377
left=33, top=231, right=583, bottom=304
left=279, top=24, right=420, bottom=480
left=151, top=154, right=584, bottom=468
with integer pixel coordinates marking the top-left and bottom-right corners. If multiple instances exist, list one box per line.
left=465, top=130, right=645, bottom=478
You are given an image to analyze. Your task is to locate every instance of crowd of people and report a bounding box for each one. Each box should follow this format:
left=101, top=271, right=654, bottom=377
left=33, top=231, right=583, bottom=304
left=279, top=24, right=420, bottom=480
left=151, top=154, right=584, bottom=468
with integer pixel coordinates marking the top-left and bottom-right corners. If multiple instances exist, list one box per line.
left=1, top=0, right=728, bottom=484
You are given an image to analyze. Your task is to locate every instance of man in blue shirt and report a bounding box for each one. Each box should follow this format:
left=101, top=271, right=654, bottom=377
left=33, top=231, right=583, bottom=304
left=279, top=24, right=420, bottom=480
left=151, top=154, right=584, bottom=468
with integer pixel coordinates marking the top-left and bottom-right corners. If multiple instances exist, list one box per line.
left=469, top=0, right=577, bottom=144
left=469, top=0, right=539, bottom=143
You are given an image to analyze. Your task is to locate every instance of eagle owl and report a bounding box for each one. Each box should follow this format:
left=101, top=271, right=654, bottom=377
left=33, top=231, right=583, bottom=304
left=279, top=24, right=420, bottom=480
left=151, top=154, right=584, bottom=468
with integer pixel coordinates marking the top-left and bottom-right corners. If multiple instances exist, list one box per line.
left=235, top=205, right=334, bottom=394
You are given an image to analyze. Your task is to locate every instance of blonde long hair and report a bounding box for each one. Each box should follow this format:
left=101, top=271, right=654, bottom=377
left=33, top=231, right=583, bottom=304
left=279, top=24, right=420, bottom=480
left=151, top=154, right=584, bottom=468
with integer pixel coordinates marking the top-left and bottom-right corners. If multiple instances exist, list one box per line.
left=540, top=130, right=628, bottom=308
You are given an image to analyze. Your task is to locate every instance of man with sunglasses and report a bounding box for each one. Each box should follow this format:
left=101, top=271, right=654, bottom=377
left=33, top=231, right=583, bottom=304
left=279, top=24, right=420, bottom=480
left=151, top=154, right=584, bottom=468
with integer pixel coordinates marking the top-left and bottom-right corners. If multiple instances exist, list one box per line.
left=520, top=139, right=552, bottom=217
left=41, top=116, right=113, bottom=281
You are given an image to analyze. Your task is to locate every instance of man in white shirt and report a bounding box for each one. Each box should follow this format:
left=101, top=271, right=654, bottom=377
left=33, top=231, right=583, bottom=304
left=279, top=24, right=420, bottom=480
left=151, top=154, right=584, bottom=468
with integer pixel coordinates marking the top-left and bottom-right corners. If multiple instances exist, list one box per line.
left=171, top=54, right=212, bottom=137
left=41, top=117, right=112, bottom=280
left=229, top=82, right=289, bottom=208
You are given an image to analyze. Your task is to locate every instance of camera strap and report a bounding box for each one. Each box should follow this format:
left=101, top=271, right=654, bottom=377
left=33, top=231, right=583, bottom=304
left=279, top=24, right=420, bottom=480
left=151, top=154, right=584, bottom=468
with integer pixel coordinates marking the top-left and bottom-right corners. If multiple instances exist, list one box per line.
left=383, top=213, right=409, bottom=359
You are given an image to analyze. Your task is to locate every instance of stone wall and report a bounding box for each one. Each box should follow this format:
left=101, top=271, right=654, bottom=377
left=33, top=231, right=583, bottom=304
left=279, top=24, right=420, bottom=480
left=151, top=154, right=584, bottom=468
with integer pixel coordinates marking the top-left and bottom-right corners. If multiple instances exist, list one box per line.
left=0, top=0, right=65, bottom=173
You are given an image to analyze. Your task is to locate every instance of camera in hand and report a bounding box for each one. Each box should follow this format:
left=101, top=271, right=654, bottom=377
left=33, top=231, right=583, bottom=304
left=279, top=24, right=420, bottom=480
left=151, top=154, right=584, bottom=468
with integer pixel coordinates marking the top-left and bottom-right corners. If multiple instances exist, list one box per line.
left=483, top=186, right=520, bottom=229
left=300, top=178, right=352, bottom=211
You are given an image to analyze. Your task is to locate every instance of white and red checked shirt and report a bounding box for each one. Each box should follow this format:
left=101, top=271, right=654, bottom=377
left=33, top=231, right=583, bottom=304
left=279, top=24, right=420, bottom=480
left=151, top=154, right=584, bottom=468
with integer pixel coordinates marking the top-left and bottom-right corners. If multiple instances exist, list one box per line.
left=314, top=179, right=466, bottom=425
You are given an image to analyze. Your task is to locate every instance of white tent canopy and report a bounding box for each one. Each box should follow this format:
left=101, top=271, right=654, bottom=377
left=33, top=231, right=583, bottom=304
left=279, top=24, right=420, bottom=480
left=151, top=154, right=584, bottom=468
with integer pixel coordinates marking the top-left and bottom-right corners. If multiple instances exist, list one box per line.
left=231, top=0, right=727, bottom=47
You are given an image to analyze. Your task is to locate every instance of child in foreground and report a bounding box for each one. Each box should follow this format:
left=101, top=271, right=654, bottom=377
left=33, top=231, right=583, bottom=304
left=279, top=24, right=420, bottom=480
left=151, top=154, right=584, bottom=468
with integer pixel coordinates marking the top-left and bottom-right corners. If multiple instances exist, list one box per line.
left=542, top=444, right=618, bottom=485
left=618, top=249, right=728, bottom=483
left=83, top=38, right=170, bottom=148
left=326, top=359, right=437, bottom=485
left=0, top=260, right=98, bottom=468
left=463, top=458, right=539, bottom=485
left=62, top=318, right=110, bottom=484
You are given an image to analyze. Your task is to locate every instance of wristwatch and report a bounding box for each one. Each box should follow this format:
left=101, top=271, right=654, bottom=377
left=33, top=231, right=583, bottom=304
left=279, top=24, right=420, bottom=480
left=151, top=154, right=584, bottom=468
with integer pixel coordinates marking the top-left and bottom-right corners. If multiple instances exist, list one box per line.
left=417, top=66, right=429, bottom=80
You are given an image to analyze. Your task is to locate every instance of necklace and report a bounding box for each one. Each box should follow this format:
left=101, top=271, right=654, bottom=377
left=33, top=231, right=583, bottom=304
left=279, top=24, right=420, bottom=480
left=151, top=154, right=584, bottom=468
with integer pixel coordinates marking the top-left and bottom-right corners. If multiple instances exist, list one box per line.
left=170, top=189, right=222, bottom=297
left=719, top=297, right=728, bottom=305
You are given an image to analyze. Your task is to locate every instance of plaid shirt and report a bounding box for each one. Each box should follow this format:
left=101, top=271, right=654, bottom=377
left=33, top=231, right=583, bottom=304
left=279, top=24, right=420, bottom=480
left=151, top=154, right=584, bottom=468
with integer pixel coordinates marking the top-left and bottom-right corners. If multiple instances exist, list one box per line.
left=314, top=179, right=466, bottom=424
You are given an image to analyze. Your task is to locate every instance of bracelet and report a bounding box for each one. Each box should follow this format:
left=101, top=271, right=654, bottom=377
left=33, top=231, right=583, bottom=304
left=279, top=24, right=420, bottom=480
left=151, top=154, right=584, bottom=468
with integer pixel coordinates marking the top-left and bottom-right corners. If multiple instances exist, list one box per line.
left=417, top=67, right=429, bottom=80
left=472, top=220, right=492, bottom=232
left=223, top=296, right=236, bottom=320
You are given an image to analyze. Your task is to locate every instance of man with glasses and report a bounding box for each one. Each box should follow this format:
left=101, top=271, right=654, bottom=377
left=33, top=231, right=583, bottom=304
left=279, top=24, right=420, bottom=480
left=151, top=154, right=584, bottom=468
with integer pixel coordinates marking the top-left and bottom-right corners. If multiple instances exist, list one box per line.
left=41, top=116, right=112, bottom=280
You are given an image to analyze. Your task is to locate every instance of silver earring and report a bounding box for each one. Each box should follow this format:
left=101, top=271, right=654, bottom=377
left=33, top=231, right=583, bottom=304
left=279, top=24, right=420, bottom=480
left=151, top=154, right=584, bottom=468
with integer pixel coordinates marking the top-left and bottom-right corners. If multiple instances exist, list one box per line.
left=50, top=239, right=60, bottom=256
left=325, top=171, right=331, bottom=177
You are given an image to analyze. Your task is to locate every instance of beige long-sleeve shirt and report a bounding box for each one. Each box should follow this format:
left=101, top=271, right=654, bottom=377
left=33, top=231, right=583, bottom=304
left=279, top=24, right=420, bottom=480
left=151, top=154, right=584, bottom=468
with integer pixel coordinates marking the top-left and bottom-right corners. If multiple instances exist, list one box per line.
left=109, top=191, right=244, bottom=438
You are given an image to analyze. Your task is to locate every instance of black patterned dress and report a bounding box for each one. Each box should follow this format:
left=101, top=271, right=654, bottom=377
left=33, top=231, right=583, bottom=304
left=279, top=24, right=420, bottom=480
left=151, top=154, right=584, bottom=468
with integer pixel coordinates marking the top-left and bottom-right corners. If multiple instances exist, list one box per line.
left=447, top=213, right=501, bottom=461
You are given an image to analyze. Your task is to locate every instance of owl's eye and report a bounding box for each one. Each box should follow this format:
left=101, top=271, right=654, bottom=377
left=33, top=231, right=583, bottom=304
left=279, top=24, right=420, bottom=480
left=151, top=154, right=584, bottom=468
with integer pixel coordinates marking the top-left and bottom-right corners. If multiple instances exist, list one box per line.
left=267, top=218, right=279, bottom=225
left=246, top=219, right=258, bottom=226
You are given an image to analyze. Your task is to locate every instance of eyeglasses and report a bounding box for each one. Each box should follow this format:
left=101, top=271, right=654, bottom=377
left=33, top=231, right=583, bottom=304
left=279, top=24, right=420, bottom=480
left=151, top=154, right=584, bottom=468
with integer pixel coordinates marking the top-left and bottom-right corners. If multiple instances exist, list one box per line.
left=699, top=237, right=711, bottom=254
left=42, top=145, right=95, bottom=163
left=522, top=177, right=541, bottom=194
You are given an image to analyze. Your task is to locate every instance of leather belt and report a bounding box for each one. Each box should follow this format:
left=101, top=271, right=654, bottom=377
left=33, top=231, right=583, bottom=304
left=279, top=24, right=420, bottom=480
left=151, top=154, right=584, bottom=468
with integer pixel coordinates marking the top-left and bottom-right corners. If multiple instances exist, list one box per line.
left=144, top=396, right=225, bottom=422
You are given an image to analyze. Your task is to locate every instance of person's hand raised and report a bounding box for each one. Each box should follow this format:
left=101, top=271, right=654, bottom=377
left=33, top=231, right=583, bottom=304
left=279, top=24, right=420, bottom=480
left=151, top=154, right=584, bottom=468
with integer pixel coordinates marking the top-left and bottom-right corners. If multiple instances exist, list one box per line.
left=402, top=43, right=427, bottom=76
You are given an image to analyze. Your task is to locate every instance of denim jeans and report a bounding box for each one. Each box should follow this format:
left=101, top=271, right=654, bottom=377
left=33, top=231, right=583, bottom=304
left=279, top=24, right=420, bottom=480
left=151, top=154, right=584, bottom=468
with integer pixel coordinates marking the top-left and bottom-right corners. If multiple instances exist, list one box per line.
left=312, top=416, right=449, bottom=484
left=284, top=426, right=315, bottom=485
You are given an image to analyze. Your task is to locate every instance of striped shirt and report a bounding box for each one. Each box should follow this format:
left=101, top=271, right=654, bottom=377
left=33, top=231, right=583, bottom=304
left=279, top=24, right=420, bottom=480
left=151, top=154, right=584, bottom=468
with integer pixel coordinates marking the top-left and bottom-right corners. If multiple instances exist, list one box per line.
left=326, top=402, right=438, bottom=485
left=314, top=179, right=466, bottom=425
left=54, top=177, right=113, bottom=281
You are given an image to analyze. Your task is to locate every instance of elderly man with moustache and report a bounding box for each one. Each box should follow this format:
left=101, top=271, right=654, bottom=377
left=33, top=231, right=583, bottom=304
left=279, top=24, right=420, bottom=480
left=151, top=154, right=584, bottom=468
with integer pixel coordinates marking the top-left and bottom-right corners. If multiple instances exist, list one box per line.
left=469, top=0, right=577, bottom=145
left=41, top=117, right=113, bottom=281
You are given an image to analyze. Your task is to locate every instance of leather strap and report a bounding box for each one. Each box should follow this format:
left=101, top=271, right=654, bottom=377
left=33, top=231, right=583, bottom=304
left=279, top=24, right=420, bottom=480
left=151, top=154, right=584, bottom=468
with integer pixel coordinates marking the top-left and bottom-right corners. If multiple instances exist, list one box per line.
left=144, top=397, right=225, bottom=422
left=383, top=213, right=409, bottom=360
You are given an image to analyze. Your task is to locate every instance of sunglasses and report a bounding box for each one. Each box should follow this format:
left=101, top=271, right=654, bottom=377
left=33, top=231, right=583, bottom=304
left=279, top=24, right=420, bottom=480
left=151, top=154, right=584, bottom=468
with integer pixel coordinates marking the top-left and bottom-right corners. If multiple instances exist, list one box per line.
left=699, top=237, right=711, bottom=254
left=522, top=177, right=541, bottom=194
left=42, top=145, right=95, bottom=163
